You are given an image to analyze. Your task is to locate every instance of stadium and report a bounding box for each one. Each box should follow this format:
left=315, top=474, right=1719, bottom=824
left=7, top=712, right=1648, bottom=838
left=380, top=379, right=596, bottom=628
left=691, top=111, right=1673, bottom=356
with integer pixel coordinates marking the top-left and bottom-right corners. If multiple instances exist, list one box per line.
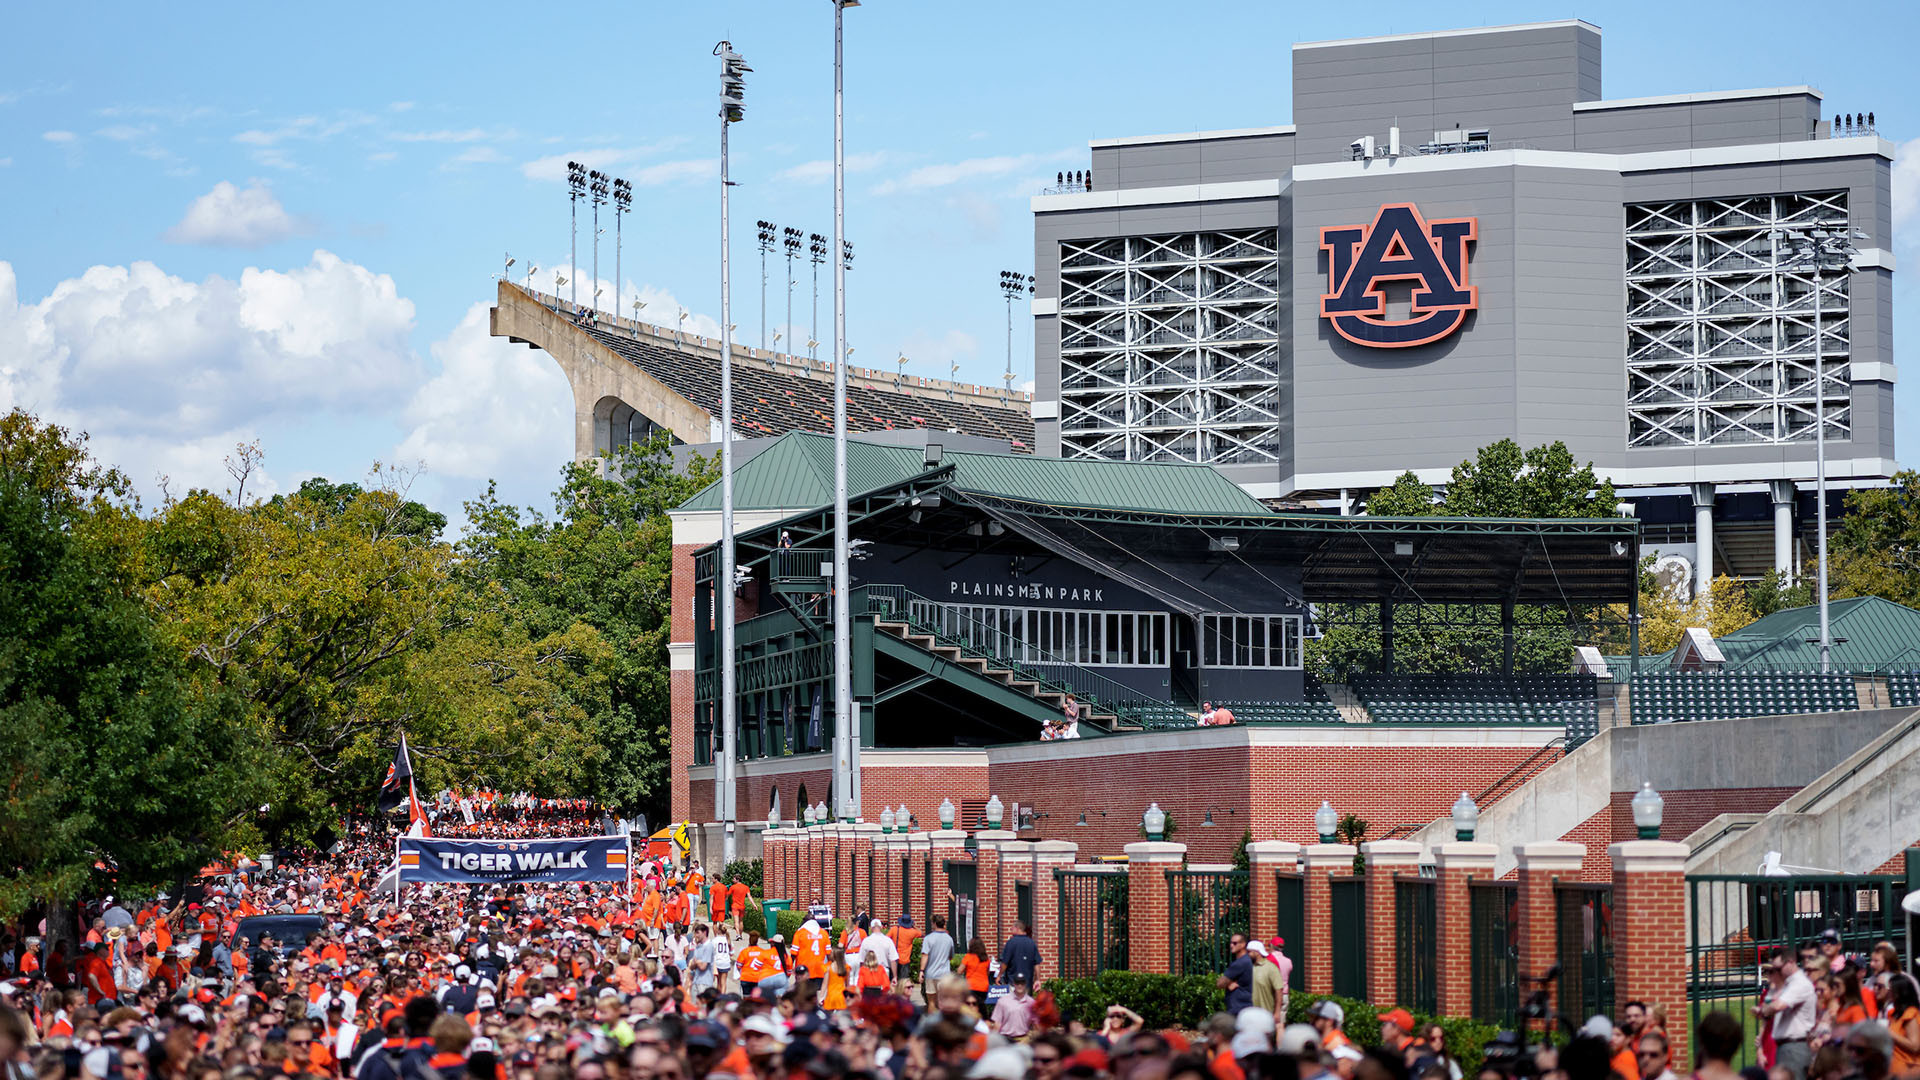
left=493, top=19, right=1917, bottom=884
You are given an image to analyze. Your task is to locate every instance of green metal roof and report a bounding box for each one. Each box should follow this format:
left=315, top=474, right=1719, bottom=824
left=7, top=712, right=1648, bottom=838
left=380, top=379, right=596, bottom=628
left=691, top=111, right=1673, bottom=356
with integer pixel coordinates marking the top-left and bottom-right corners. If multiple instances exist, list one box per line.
left=676, top=431, right=1271, bottom=517
left=1717, top=595, right=1920, bottom=672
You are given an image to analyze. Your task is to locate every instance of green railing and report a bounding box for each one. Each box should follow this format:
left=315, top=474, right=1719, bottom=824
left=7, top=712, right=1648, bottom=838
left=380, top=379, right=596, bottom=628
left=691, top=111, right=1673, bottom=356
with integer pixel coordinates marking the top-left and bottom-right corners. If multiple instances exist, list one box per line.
left=1057, top=868, right=1130, bottom=977
left=1274, top=872, right=1307, bottom=991
left=1687, top=871, right=1909, bottom=1066
left=1167, top=868, right=1251, bottom=976
left=1555, top=882, right=1614, bottom=1025
left=1396, top=875, right=1438, bottom=1014
left=863, top=584, right=1162, bottom=731
left=1469, top=880, right=1521, bottom=1026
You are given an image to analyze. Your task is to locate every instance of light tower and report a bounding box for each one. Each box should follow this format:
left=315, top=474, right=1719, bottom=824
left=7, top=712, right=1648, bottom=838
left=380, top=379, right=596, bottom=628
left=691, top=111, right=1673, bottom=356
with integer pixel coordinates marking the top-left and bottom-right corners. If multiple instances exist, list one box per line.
left=998, top=271, right=1033, bottom=389
left=757, top=221, right=778, bottom=350
left=830, top=0, right=861, bottom=821
left=566, top=161, right=586, bottom=309
left=612, top=178, right=632, bottom=319
left=716, top=37, right=751, bottom=863
left=589, top=170, right=610, bottom=312
left=809, top=233, right=828, bottom=362
left=783, top=227, right=803, bottom=356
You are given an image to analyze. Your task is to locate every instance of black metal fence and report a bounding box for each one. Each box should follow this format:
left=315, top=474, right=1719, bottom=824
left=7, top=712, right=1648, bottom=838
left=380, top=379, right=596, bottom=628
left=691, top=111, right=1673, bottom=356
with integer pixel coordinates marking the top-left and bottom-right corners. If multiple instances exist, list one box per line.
left=1057, top=869, right=1130, bottom=977
left=1396, top=875, right=1438, bottom=1014
left=1168, top=868, right=1251, bottom=976
left=1555, top=882, right=1614, bottom=1024
left=1275, top=872, right=1306, bottom=991
left=1329, top=878, right=1368, bottom=1000
left=1469, top=880, right=1521, bottom=1026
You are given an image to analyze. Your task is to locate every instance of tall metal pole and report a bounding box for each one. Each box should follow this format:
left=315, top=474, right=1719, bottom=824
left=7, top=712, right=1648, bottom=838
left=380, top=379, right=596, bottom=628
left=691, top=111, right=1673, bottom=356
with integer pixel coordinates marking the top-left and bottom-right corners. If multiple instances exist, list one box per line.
left=591, top=174, right=602, bottom=313
left=832, top=0, right=859, bottom=820
left=1813, top=258, right=1830, bottom=673
left=761, top=229, right=769, bottom=351
left=717, top=42, right=748, bottom=864
left=1005, top=292, right=1014, bottom=383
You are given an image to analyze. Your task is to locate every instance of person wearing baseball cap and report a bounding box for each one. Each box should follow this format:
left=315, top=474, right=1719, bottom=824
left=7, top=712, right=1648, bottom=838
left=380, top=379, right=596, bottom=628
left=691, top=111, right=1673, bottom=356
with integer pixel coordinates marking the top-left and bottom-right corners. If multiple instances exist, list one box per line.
left=1379, top=1008, right=1418, bottom=1057
left=1310, top=1000, right=1352, bottom=1052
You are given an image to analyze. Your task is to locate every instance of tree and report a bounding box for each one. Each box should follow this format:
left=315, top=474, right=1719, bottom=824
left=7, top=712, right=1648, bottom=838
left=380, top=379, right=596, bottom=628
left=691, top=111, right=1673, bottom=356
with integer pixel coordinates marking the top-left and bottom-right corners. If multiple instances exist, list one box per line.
left=459, top=436, right=716, bottom=821
left=1630, top=575, right=1757, bottom=655
left=0, top=411, right=257, bottom=937
left=1827, top=471, right=1920, bottom=609
left=1365, top=471, right=1439, bottom=517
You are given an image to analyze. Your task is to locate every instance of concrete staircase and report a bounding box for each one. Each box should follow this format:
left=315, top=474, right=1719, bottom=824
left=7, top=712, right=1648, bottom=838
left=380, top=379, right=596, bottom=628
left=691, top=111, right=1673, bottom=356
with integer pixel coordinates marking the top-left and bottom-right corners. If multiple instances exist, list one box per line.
left=1323, top=683, right=1374, bottom=724
left=872, top=620, right=1122, bottom=730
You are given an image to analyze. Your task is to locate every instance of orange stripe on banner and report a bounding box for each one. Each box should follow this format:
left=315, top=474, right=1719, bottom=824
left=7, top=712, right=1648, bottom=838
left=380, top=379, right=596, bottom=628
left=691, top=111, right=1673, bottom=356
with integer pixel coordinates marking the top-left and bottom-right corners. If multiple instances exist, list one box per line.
left=606, top=851, right=628, bottom=866
left=400, top=854, right=420, bottom=867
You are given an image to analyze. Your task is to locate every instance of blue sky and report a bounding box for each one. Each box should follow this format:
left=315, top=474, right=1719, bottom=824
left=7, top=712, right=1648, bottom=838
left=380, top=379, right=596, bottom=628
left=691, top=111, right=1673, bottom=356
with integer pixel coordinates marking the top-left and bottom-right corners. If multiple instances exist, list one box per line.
left=3, top=1, right=1918, bottom=524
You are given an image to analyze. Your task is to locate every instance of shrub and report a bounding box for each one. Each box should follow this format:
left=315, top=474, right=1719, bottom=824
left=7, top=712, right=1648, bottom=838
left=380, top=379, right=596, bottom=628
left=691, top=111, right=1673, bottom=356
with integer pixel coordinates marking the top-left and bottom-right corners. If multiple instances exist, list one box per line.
left=775, top=907, right=846, bottom=943
left=1041, top=976, right=1500, bottom=1070
left=717, top=858, right=763, bottom=894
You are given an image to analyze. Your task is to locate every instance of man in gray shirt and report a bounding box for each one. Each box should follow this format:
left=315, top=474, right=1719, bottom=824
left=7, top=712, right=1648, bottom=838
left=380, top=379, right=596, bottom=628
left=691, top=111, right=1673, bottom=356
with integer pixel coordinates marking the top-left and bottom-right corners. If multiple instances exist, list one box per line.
left=919, top=914, right=955, bottom=1001
left=684, top=923, right=717, bottom=995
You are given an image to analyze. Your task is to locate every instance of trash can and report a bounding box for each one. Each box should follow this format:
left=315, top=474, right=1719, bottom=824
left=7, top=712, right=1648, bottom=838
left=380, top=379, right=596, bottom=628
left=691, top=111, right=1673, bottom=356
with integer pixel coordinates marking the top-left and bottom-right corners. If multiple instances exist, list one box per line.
left=763, top=899, right=792, bottom=939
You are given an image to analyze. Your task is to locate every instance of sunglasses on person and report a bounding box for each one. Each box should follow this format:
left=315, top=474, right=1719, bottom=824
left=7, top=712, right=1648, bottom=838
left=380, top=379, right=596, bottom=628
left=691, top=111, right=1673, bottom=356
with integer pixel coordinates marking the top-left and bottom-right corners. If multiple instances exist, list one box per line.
left=1032, top=1052, right=1063, bottom=1066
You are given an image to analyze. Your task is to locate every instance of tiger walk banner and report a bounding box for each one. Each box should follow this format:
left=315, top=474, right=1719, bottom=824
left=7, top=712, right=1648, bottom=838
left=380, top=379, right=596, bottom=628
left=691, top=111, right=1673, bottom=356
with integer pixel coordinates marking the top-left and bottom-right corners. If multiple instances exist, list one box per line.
left=396, top=835, right=631, bottom=886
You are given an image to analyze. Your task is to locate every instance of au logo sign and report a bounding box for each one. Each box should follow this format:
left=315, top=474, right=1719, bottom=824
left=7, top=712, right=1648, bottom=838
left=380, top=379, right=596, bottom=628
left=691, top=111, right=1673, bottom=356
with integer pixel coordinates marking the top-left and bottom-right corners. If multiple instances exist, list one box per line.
left=1319, top=203, right=1478, bottom=348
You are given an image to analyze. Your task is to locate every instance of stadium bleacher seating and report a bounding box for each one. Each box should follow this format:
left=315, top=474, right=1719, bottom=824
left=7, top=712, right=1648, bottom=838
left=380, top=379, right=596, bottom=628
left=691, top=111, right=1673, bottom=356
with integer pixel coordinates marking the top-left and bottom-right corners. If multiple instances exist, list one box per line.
left=1888, top=671, right=1920, bottom=709
left=1627, top=671, right=1859, bottom=724
left=579, top=321, right=1036, bottom=448
left=1350, top=673, right=1597, bottom=729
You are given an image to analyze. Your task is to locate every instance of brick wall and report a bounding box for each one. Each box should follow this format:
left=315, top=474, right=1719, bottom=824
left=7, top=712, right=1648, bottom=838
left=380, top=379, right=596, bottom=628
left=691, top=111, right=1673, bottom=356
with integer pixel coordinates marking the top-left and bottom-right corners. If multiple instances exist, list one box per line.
left=690, top=761, right=990, bottom=830
left=1126, top=844, right=1183, bottom=973
left=1611, top=843, right=1691, bottom=1068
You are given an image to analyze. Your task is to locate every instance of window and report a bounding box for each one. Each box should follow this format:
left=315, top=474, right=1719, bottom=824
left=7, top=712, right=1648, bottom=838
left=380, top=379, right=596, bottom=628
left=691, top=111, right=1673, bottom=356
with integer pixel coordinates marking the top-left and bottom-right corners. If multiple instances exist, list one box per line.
left=910, top=600, right=1169, bottom=667
left=1201, top=614, right=1303, bottom=669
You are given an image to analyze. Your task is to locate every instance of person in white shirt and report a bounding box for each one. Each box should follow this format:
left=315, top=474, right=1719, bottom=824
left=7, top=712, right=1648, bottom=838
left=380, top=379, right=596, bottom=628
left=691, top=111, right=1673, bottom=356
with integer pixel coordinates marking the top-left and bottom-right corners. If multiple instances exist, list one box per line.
left=859, top=919, right=899, bottom=972
left=1759, top=948, right=1817, bottom=1080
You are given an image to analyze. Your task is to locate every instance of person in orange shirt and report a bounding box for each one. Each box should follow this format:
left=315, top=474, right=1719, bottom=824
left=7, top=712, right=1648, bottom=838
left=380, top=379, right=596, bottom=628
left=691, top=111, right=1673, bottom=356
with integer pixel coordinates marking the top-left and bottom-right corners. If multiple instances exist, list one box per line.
left=821, top=949, right=850, bottom=1012
left=734, top=930, right=776, bottom=996
left=709, top=881, right=727, bottom=924
left=854, top=950, right=892, bottom=996
left=887, top=918, right=922, bottom=987
left=793, top=918, right=829, bottom=990
left=727, top=879, right=750, bottom=929
left=960, top=937, right=991, bottom=1011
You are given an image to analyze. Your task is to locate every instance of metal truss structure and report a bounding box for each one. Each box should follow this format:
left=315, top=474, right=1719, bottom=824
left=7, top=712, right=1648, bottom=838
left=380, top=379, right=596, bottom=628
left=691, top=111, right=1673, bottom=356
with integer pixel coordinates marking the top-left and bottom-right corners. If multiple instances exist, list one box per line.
left=1625, top=191, right=1852, bottom=448
left=1057, top=229, right=1283, bottom=464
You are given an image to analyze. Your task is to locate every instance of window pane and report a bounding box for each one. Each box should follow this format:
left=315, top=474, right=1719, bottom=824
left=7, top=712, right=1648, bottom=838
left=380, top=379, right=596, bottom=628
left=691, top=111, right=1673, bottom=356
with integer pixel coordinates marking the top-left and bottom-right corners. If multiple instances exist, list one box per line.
left=1250, top=618, right=1267, bottom=667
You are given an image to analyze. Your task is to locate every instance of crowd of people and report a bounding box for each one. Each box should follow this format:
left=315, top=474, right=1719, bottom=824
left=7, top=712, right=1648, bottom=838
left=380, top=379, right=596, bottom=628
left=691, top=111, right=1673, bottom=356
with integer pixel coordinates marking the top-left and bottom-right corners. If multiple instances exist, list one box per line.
left=3, top=826, right=1918, bottom=1080
left=428, top=795, right=611, bottom=841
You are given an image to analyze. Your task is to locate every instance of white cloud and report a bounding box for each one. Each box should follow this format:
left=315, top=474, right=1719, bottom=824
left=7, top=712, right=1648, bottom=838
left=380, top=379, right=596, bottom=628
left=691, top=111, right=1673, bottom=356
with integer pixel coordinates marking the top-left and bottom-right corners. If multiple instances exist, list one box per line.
left=165, top=181, right=297, bottom=248
left=0, top=252, right=418, bottom=495
left=518, top=140, right=686, bottom=181
left=393, top=302, right=572, bottom=484
left=367, top=151, right=398, bottom=163
left=777, top=151, right=891, bottom=184
left=42, top=130, right=75, bottom=143
left=96, top=124, right=150, bottom=141
left=899, top=328, right=981, bottom=381
left=1892, top=137, right=1920, bottom=238
left=388, top=101, right=415, bottom=112
left=871, top=150, right=1075, bottom=195
left=444, top=146, right=507, bottom=168
left=390, top=128, right=491, bottom=143
left=632, top=158, right=716, bottom=186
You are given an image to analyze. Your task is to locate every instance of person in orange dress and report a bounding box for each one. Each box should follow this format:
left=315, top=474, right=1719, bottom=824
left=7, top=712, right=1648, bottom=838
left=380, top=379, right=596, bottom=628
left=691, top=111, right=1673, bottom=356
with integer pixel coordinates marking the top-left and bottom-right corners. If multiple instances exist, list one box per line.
left=854, top=950, right=892, bottom=996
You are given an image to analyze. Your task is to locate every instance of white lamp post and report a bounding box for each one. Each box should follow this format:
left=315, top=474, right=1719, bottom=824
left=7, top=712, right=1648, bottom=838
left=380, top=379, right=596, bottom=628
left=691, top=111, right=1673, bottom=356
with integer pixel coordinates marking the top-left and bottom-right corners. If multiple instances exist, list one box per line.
left=1315, top=800, right=1338, bottom=844
left=879, top=807, right=895, bottom=835
left=938, top=797, right=956, bottom=830
left=1451, top=792, right=1479, bottom=842
left=1142, top=802, right=1167, bottom=842
left=1631, top=782, right=1665, bottom=840
left=983, top=795, right=1005, bottom=830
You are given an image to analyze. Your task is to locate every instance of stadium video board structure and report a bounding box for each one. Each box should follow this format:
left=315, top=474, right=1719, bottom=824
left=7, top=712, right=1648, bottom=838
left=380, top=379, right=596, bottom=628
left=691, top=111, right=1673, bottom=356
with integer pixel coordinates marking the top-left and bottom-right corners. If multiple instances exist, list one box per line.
left=1029, top=20, right=1896, bottom=594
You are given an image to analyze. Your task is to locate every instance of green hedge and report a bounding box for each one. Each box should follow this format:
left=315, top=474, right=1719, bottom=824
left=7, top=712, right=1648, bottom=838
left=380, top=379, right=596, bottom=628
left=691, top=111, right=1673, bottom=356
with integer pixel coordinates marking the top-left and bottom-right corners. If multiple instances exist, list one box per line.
left=1040, top=975, right=1501, bottom=1073
left=774, top=907, right=847, bottom=943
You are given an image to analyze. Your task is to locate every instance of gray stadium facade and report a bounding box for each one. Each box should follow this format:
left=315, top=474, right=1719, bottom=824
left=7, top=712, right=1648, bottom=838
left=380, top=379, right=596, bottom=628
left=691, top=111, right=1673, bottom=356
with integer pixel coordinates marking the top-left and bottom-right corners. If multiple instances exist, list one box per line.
left=1028, top=19, right=1896, bottom=593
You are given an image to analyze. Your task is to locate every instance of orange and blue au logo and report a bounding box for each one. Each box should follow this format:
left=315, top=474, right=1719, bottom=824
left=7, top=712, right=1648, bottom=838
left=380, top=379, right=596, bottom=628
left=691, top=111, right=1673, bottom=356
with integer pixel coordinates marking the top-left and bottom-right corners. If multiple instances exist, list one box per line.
left=1319, top=203, right=1477, bottom=348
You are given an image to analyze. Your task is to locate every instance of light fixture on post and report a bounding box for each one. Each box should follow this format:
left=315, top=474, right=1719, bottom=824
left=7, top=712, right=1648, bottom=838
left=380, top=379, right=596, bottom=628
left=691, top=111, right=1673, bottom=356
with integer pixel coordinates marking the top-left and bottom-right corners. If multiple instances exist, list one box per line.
left=938, top=797, right=956, bottom=830
left=1075, top=812, right=1088, bottom=827
left=567, top=161, right=586, bottom=309
left=589, top=169, right=609, bottom=312
left=714, top=37, right=751, bottom=866
left=1451, top=792, right=1479, bottom=841
left=815, top=800, right=829, bottom=825
left=612, top=177, right=632, bottom=320
left=998, top=270, right=1033, bottom=389
left=1315, top=800, right=1338, bottom=844
left=808, top=232, right=828, bottom=361
left=767, top=803, right=780, bottom=830
left=1631, top=782, right=1664, bottom=840
left=757, top=220, right=777, bottom=350
left=803, top=804, right=816, bottom=827
left=879, top=807, right=894, bottom=834
left=983, top=795, right=1004, bottom=830
left=897, top=805, right=910, bottom=832
left=1143, top=802, right=1167, bottom=842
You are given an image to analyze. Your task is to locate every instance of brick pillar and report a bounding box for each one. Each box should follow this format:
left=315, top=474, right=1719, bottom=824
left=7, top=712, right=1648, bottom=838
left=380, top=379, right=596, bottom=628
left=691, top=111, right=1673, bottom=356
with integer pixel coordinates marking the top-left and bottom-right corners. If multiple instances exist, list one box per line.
left=1031, top=841, right=1078, bottom=984
left=1433, top=841, right=1497, bottom=1019
left=1363, top=840, right=1424, bottom=1006
left=1301, top=844, right=1356, bottom=995
left=765, top=828, right=786, bottom=902
left=927, top=830, right=968, bottom=940
left=1611, top=840, right=1691, bottom=1069
left=1003, top=840, right=1036, bottom=945
left=1246, top=842, right=1301, bottom=944
left=1125, top=841, right=1185, bottom=973
left=1515, top=841, right=1585, bottom=1020
left=974, top=830, right=1017, bottom=954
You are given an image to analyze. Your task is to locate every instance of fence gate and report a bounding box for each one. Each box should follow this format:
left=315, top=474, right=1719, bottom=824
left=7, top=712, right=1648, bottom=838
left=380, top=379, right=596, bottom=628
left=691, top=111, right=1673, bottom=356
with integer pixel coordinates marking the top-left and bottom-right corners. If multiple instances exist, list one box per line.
left=1469, top=880, right=1521, bottom=1026
left=1056, top=869, right=1129, bottom=977
left=1167, top=868, right=1251, bottom=976
left=946, top=860, right=978, bottom=947
left=1016, top=881, right=1033, bottom=932
left=1329, top=877, right=1368, bottom=1000
left=900, top=857, right=914, bottom=924
left=1274, top=872, right=1306, bottom=990
left=922, top=857, right=936, bottom=934
left=1688, top=872, right=1909, bottom=1067
left=1555, top=882, right=1614, bottom=1025
left=1395, top=874, right=1438, bottom=1014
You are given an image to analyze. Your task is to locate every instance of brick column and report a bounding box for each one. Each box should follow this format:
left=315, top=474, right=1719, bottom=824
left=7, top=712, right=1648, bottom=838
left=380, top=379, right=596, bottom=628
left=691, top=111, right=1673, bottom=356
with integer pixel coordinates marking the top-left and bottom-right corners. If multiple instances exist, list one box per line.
left=1246, top=842, right=1301, bottom=944
left=1363, top=840, right=1423, bottom=1006
left=764, top=828, right=786, bottom=902
left=1433, top=841, right=1497, bottom=1019
left=1611, top=840, right=1691, bottom=1069
left=1301, top=844, right=1356, bottom=995
left=1125, top=841, right=1186, bottom=973
left=927, top=830, right=968, bottom=940
left=1515, top=842, right=1585, bottom=1019
left=1030, top=840, right=1078, bottom=984
left=973, top=830, right=1018, bottom=953
left=1003, top=840, right=1036, bottom=944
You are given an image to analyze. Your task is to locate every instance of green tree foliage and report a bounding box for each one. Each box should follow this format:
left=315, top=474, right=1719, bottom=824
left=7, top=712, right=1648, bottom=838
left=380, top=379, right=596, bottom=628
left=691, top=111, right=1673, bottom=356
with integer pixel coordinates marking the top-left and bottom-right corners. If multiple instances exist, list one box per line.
left=1827, top=471, right=1920, bottom=609
left=1310, top=441, right=1619, bottom=680
left=0, top=411, right=256, bottom=926
left=459, top=436, right=716, bottom=822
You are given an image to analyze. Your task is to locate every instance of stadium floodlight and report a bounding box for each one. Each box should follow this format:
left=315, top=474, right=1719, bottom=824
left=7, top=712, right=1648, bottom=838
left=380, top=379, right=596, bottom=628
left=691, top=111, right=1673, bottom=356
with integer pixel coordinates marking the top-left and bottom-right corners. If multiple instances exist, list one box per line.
left=715, top=40, right=749, bottom=864
left=526, top=264, right=538, bottom=291
left=841, top=239, right=854, bottom=270
left=588, top=170, right=610, bottom=314
left=808, top=233, right=828, bottom=360
left=998, top=271, right=1033, bottom=388
left=567, top=162, right=587, bottom=308
left=555, top=274, right=568, bottom=288
left=504, top=254, right=515, bottom=276
left=757, top=220, right=778, bottom=349
left=613, top=178, right=632, bottom=321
